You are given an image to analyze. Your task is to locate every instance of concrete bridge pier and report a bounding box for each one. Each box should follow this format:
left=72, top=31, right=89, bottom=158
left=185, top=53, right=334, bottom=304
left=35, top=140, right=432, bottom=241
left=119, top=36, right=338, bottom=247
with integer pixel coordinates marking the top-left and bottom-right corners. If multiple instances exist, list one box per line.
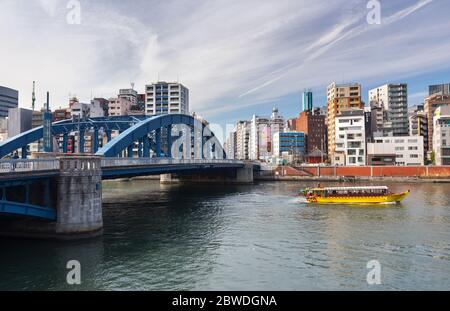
left=56, top=156, right=103, bottom=238
left=160, top=163, right=254, bottom=184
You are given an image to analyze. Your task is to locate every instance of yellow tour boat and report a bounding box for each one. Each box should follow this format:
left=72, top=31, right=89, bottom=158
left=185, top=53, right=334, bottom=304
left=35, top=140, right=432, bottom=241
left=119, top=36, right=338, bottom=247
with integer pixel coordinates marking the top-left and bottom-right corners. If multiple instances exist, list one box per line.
left=300, top=186, right=410, bottom=204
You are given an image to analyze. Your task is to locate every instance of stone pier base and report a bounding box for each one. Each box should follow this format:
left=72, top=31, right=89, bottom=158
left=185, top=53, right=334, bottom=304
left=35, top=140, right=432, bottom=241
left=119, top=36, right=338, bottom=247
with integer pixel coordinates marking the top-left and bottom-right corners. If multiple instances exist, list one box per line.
left=56, top=156, right=103, bottom=236
left=160, top=164, right=254, bottom=184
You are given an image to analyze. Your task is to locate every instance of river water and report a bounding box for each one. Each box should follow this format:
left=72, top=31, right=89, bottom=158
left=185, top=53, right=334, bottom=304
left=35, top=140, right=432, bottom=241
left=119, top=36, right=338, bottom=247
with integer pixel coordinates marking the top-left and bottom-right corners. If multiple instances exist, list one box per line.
left=1, top=180, right=449, bottom=290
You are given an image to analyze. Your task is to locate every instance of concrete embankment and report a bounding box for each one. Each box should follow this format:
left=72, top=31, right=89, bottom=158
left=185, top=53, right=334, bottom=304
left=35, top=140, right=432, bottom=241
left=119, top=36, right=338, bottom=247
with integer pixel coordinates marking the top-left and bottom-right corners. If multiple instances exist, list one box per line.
left=257, top=165, right=450, bottom=183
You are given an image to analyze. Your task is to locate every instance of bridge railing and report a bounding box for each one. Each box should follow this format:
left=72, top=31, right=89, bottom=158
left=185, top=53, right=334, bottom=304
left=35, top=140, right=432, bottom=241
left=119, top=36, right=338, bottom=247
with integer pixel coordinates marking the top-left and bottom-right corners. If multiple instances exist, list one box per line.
left=0, top=159, right=60, bottom=174
left=101, top=158, right=243, bottom=168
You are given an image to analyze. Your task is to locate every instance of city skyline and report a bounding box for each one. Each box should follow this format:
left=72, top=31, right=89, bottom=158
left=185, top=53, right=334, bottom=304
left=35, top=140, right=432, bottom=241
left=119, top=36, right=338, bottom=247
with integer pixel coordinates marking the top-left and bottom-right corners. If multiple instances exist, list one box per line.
left=1, top=0, right=450, bottom=125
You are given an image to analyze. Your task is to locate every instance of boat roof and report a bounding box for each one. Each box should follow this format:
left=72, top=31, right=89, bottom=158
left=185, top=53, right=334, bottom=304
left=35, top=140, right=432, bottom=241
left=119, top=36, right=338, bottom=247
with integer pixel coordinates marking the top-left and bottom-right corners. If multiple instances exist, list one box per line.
left=306, top=186, right=389, bottom=191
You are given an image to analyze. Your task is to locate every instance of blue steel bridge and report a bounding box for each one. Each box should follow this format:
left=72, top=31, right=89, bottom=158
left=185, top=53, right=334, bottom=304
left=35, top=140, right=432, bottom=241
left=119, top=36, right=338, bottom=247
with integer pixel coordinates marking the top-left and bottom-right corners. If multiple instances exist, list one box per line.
left=0, top=114, right=252, bottom=237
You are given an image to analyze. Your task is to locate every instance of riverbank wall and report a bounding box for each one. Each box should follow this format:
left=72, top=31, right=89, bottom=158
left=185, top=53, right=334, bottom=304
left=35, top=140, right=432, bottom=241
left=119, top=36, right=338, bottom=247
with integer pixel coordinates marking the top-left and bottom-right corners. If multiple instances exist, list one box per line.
left=256, top=165, right=450, bottom=183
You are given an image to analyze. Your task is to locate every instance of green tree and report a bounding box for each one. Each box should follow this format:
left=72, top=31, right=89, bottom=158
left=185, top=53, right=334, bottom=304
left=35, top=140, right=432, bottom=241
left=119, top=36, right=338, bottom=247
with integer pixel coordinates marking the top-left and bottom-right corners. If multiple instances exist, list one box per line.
left=430, top=150, right=436, bottom=166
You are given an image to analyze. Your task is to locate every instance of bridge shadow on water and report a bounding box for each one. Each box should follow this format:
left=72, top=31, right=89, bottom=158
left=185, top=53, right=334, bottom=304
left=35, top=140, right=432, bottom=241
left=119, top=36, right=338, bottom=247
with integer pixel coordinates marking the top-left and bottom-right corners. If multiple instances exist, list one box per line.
left=0, top=180, right=253, bottom=290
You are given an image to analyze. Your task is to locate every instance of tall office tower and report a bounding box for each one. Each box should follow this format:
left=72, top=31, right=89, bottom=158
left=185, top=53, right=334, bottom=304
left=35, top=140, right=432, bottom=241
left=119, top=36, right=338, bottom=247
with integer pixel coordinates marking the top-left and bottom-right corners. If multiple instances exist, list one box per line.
left=0, top=86, right=18, bottom=118
left=235, top=121, right=250, bottom=160
left=368, top=83, right=409, bottom=137
left=145, top=82, right=189, bottom=115
left=326, top=82, right=364, bottom=161
left=424, top=93, right=450, bottom=152
left=429, top=83, right=450, bottom=96
left=302, top=91, right=313, bottom=112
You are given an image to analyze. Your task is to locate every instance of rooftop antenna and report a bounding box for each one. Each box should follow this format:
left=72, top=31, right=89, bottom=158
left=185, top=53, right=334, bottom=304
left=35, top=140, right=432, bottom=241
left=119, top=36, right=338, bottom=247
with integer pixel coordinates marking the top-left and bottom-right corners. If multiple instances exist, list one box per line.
left=32, top=81, right=36, bottom=111
left=131, top=82, right=135, bottom=90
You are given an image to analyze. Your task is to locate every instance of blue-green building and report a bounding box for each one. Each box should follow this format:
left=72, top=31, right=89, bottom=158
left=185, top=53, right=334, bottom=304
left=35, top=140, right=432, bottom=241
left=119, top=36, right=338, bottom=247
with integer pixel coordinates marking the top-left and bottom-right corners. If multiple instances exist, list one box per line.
left=273, top=131, right=305, bottom=156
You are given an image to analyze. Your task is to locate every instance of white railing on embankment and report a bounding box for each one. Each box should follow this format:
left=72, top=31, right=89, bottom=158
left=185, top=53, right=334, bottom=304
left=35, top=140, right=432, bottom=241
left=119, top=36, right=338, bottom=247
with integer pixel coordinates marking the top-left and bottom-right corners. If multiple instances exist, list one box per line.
left=101, top=158, right=244, bottom=168
left=0, top=159, right=60, bottom=174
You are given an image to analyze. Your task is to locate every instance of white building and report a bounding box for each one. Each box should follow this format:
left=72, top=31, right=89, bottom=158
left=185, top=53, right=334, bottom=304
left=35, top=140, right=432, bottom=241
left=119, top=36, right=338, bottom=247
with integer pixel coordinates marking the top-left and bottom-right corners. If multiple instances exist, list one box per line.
left=145, top=82, right=189, bottom=115
left=433, top=106, right=450, bottom=165
left=108, top=97, right=132, bottom=116
left=249, top=108, right=285, bottom=161
left=235, top=121, right=250, bottom=160
left=70, top=102, right=90, bottom=119
left=367, top=136, right=424, bottom=166
left=334, top=109, right=366, bottom=166
left=368, top=83, right=409, bottom=136
left=224, top=131, right=236, bottom=159
left=89, top=99, right=105, bottom=118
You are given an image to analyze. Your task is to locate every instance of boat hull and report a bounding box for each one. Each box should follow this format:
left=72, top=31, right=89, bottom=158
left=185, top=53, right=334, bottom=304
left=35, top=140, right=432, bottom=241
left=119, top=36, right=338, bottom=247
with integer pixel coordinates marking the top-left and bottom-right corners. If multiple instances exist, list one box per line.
left=306, top=191, right=410, bottom=204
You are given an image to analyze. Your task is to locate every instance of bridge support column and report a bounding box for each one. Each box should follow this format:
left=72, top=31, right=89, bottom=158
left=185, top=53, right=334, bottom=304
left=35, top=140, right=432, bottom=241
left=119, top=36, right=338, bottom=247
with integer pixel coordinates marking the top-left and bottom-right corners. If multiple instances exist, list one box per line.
left=21, top=146, right=27, bottom=159
left=143, top=135, right=150, bottom=157
left=155, top=128, right=161, bottom=157
left=62, top=133, right=68, bottom=153
left=160, top=163, right=254, bottom=184
left=106, top=130, right=112, bottom=142
left=79, top=129, right=85, bottom=154
left=138, top=139, right=143, bottom=158
left=55, top=156, right=103, bottom=237
left=166, top=125, right=172, bottom=158
left=127, top=144, right=134, bottom=158
left=93, top=128, right=99, bottom=153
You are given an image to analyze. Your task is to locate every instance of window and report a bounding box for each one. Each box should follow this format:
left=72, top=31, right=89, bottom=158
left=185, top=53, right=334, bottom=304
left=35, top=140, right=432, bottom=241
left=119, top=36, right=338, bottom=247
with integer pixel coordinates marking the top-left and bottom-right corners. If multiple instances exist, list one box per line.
left=395, top=146, right=404, bottom=151
left=410, top=154, right=419, bottom=158
left=408, top=146, right=418, bottom=150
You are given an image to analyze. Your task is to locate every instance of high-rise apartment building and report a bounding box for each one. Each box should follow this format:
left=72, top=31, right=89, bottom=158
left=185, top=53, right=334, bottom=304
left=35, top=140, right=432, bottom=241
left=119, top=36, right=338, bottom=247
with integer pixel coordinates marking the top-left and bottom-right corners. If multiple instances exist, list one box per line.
left=0, top=86, right=18, bottom=118
left=368, top=83, right=409, bottom=137
left=235, top=121, right=250, bottom=160
left=327, top=82, right=363, bottom=161
left=432, top=105, right=450, bottom=165
left=224, top=130, right=237, bottom=159
left=334, top=109, right=366, bottom=166
left=145, top=82, right=189, bottom=115
left=424, top=93, right=450, bottom=152
left=408, top=106, right=428, bottom=154
left=429, top=83, right=450, bottom=96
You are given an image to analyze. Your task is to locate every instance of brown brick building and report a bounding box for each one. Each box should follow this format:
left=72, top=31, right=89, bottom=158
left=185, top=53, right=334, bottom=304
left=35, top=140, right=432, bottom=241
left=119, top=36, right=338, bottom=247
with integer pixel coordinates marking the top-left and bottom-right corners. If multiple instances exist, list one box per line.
left=292, top=108, right=327, bottom=155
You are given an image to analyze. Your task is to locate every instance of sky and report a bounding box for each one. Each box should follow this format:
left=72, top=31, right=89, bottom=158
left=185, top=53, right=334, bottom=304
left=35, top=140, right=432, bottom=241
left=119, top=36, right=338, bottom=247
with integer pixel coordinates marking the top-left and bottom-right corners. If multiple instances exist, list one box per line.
left=1, top=0, right=450, bottom=126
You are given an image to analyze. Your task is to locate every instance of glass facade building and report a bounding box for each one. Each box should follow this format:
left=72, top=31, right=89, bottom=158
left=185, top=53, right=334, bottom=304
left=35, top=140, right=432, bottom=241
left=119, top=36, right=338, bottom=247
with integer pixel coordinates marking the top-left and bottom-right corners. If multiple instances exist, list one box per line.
left=429, top=83, right=450, bottom=96
left=0, top=86, right=19, bottom=118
